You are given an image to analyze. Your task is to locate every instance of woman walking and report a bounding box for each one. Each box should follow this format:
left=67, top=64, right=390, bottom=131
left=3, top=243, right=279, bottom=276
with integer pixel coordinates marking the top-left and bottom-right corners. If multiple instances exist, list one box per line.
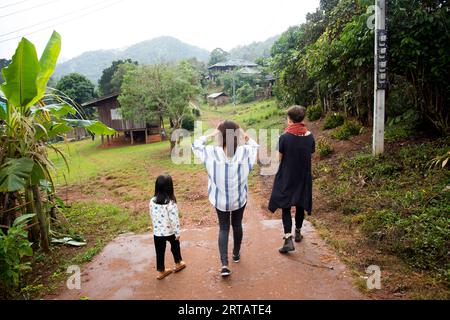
left=268, top=106, right=315, bottom=253
left=192, top=120, right=258, bottom=277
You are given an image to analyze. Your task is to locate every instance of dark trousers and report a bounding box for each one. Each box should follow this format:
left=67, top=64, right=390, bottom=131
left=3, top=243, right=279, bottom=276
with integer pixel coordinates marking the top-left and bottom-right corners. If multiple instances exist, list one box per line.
left=216, top=204, right=246, bottom=266
left=154, top=235, right=182, bottom=272
left=282, top=206, right=305, bottom=234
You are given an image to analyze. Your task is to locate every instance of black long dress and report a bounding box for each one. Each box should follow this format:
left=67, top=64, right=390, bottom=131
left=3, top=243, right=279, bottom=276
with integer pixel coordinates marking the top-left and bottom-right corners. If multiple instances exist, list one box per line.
left=268, top=132, right=315, bottom=215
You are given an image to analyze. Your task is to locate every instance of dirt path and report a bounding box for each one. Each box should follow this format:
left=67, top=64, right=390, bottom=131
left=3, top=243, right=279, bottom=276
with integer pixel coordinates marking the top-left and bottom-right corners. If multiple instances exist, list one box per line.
left=48, top=113, right=368, bottom=300
left=51, top=190, right=364, bottom=300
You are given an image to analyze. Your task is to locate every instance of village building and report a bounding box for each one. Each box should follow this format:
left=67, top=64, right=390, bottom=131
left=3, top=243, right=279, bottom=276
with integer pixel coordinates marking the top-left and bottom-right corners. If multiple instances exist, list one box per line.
left=82, top=93, right=162, bottom=145
left=207, top=92, right=229, bottom=106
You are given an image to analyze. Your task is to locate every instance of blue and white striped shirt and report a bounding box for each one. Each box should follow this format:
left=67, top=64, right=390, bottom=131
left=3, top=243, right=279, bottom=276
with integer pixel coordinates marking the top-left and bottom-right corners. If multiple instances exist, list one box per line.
left=192, top=136, right=259, bottom=212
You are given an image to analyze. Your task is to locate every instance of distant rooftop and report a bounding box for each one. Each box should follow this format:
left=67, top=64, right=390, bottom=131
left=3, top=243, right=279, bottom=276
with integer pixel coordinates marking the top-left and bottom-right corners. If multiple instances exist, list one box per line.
left=207, top=92, right=227, bottom=99
left=82, top=92, right=120, bottom=107
left=208, top=59, right=258, bottom=69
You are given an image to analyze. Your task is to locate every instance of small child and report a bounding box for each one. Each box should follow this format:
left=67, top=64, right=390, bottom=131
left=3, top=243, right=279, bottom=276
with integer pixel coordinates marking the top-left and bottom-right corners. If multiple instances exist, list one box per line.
left=149, top=174, right=186, bottom=280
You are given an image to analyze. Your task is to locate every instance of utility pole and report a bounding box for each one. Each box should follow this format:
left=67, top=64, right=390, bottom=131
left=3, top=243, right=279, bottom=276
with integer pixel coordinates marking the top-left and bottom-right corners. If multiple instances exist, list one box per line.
left=373, top=0, right=387, bottom=155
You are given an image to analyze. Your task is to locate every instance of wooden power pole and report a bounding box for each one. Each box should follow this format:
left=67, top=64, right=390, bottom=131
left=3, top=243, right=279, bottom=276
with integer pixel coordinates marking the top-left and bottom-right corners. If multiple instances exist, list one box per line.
left=373, top=0, right=388, bottom=155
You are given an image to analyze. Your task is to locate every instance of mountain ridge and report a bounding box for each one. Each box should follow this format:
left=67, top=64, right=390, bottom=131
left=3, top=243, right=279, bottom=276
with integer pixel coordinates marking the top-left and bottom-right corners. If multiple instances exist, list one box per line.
left=53, top=34, right=280, bottom=83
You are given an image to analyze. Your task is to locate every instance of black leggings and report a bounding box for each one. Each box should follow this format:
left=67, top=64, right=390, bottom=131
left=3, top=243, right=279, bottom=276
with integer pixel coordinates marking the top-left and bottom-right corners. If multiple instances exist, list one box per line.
left=216, top=204, right=246, bottom=266
left=282, top=206, right=305, bottom=234
left=154, top=235, right=182, bottom=272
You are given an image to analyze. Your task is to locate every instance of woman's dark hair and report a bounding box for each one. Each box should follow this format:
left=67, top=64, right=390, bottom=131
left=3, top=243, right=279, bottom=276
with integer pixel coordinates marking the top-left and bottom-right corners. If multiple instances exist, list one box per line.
left=217, top=120, right=241, bottom=157
left=154, top=175, right=176, bottom=204
left=287, top=105, right=306, bottom=123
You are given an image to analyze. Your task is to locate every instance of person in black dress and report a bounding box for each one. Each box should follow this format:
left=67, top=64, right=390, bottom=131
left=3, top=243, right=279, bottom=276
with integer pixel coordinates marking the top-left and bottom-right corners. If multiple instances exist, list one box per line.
left=268, top=106, right=315, bottom=253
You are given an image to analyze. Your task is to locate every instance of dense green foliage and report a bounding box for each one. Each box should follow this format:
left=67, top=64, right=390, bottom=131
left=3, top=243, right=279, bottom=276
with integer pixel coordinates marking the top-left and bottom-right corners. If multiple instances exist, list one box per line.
left=236, top=83, right=255, bottom=104
left=56, top=73, right=96, bottom=119
left=306, top=104, right=323, bottom=121
left=323, top=113, right=345, bottom=129
left=208, top=48, right=229, bottom=66
left=331, top=120, right=363, bottom=140
left=118, top=60, right=200, bottom=142
left=316, top=136, right=450, bottom=283
left=56, top=73, right=95, bottom=104
left=0, top=215, right=34, bottom=289
left=271, top=0, right=450, bottom=133
left=97, top=59, right=138, bottom=96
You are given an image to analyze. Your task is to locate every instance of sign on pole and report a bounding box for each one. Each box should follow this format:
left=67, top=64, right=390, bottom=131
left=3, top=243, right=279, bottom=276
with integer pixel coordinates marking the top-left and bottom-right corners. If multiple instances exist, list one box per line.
left=373, top=0, right=387, bottom=155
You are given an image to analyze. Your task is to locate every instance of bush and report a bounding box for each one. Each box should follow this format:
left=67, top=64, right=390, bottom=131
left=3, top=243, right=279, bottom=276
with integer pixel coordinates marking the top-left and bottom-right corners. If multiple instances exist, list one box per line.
left=0, top=215, right=34, bottom=289
left=323, top=113, right=345, bottom=130
left=181, top=114, right=195, bottom=131
left=236, top=83, right=255, bottom=104
left=192, top=108, right=201, bottom=117
left=316, top=137, right=333, bottom=157
left=306, top=105, right=322, bottom=121
left=331, top=120, right=363, bottom=140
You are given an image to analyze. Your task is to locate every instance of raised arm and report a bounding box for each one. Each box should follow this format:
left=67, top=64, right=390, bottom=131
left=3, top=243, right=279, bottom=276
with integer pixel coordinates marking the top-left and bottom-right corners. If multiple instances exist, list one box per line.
left=192, top=130, right=219, bottom=163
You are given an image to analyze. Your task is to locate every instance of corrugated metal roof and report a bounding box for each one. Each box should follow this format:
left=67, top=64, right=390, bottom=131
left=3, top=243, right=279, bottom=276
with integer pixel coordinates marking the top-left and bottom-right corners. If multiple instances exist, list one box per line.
left=208, top=59, right=258, bottom=69
left=239, top=67, right=261, bottom=74
left=82, top=92, right=120, bottom=107
left=207, top=92, right=227, bottom=99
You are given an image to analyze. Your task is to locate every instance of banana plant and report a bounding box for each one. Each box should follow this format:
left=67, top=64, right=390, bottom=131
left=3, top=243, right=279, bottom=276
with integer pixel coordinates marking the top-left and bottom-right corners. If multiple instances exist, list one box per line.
left=0, top=31, right=115, bottom=252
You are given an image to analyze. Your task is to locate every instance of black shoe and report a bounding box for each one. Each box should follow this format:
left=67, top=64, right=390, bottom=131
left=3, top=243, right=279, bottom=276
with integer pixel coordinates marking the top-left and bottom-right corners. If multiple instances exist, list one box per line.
left=232, top=253, right=240, bottom=263
left=221, top=266, right=231, bottom=277
left=279, top=236, right=295, bottom=254
left=295, top=228, right=303, bottom=243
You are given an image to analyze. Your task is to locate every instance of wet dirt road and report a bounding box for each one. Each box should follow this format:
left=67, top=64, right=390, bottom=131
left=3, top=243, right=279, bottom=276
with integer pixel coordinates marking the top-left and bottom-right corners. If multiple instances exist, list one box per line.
left=52, top=194, right=364, bottom=300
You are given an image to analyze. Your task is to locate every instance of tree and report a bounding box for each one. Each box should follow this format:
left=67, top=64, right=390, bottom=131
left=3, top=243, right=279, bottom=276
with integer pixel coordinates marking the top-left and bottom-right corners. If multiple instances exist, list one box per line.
left=118, top=61, right=200, bottom=149
left=208, top=48, right=229, bottom=66
left=56, top=73, right=96, bottom=118
left=110, top=62, right=138, bottom=94
left=0, top=32, right=114, bottom=263
left=97, top=59, right=138, bottom=96
left=237, top=83, right=255, bottom=103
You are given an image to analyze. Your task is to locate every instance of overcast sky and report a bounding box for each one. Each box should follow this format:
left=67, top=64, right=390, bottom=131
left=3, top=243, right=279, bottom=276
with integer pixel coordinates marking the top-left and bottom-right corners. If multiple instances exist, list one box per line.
left=0, top=0, right=319, bottom=62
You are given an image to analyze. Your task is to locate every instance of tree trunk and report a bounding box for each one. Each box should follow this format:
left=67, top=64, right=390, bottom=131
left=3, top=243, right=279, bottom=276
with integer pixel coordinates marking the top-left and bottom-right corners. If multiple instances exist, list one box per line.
left=32, top=184, right=50, bottom=253
left=25, top=187, right=40, bottom=246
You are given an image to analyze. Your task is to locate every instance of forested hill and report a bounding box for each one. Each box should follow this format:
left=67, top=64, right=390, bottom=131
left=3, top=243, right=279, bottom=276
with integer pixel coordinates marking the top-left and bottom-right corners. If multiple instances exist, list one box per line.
left=53, top=36, right=210, bottom=83
left=229, top=35, right=280, bottom=61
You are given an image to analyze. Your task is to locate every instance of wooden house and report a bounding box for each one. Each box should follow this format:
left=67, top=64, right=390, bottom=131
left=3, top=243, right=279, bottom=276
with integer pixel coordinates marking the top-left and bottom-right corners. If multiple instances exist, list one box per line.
left=207, top=92, right=229, bottom=106
left=82, top=93, right=162, bottom=145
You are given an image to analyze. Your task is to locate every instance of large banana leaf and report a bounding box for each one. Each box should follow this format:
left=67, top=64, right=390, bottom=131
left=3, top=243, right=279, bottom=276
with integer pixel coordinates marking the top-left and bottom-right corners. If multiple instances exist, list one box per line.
left=0, top=157, right=34, bottom=192
left=0, top=38, right=39, bottom=109
left=63, top=118, right=116, bottom=135
left=29, top=31, right=61, bottom=107
left=31, top=103, right=77, bottom=118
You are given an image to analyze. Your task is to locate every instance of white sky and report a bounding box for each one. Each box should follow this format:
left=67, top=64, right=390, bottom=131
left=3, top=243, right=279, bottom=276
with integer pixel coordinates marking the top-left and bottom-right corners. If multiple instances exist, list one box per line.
left=0, top=0, right=319, bottom=62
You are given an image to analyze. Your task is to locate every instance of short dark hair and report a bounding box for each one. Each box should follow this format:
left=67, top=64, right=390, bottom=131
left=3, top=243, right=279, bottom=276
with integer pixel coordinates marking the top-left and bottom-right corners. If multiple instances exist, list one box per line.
left=154, top=175, right=176, bottom=204
left=287, top=105, right=306, bottom=123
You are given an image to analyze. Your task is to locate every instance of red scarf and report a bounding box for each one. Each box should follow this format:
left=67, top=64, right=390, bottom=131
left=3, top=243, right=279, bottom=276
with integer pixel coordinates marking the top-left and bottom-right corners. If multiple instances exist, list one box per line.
left=285, top=122, right=308, bottom=136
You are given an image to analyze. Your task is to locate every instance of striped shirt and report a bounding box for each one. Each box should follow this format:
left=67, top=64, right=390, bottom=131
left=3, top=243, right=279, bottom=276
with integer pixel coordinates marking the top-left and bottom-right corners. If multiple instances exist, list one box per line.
left=192, top=136, right=259, bottom=212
